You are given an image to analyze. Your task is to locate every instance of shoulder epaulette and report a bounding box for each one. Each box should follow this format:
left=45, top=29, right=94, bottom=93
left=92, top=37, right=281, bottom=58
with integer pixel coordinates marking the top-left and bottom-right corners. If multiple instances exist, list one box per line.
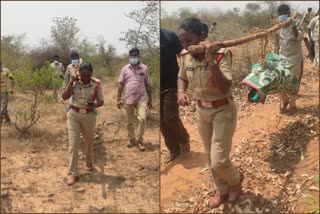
left=216, top=48, right=230, bottom=54
left=91, top=77, right=101, bottom=83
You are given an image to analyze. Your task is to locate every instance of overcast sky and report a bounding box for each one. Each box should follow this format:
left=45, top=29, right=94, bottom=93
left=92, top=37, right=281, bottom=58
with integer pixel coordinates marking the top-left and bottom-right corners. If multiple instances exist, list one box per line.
left=2, top=1, right=318, bottom=56
left=1, top=1, right=152, bottom=55
left=161, top=1, right=319, bottom=15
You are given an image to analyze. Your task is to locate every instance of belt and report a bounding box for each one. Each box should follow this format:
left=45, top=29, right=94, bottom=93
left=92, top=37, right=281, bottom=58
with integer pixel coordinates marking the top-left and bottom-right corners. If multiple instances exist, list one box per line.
left=70, top=105, right=94, bottom=113
left=197, top=98, right=229, bottom=108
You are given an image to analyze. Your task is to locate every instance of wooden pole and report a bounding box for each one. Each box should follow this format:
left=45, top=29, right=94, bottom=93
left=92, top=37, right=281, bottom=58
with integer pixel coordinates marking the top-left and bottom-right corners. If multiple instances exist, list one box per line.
left=188, top=14, right=297, bottom=52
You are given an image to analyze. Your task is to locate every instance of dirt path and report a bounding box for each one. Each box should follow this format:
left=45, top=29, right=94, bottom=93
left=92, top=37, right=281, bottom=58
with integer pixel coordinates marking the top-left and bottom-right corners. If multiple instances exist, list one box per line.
left=160, top=63, right=319, bottom=213
left=1, top=78, right=160, bottom=213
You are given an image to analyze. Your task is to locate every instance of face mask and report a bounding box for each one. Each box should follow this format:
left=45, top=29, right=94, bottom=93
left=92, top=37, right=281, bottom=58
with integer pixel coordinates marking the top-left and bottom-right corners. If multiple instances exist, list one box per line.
left=54, top=60, right=58, bottom=64
left=278, top=14, right=288, bottom=22
left=71, top=59, right=79, bottom=65
left=129, top=57, right=139, bottom=65
left=80, top=76, right=91, bottom=84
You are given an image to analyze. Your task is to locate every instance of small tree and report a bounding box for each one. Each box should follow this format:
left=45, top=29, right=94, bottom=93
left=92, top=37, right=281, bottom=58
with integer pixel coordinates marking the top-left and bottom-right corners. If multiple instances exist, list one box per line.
left=119, top=1, right=159, bottom=50
left=97, top=35, right=116, bottom=76
left=12, top=63, right=59, bottom=134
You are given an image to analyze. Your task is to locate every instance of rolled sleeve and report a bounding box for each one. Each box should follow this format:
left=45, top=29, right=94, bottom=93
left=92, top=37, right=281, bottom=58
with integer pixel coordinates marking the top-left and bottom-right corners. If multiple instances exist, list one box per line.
left=219, top=54, right=233, bottom=81
left=118, top=68, right=125, bottom=83
left=97, top=83, right=104, bottom=102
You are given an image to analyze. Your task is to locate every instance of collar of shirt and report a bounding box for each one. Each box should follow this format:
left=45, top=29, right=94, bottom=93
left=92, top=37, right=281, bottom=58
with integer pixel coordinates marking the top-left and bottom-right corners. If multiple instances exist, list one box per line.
left=75, top=79, right=94, bottom=88
left=129, top=63, right=142, bottom=72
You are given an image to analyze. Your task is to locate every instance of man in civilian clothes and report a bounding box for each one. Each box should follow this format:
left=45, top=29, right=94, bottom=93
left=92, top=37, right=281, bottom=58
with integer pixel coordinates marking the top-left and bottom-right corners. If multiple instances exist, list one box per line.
left=160, top=28, right=190, bottom=163
left=117, top=48, right=152, bottom=151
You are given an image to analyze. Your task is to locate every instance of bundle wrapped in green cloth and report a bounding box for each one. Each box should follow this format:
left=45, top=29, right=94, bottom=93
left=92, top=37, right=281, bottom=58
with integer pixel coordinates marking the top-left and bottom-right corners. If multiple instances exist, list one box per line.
left=241, top=53, right=299, bottom=104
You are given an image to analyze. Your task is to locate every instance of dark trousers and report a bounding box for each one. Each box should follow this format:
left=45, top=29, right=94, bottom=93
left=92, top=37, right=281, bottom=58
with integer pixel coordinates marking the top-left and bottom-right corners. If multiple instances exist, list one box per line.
left=160, top=88, right=189, bottom=155
left=1, top=91, right=11, bottom=123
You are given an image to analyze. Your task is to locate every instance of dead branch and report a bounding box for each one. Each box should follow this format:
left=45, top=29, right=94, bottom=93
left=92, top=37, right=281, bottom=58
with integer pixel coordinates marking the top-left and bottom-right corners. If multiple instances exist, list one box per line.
left=188, top=14, right=297, bottom=52
left=216, top=14, right=297, bottom=48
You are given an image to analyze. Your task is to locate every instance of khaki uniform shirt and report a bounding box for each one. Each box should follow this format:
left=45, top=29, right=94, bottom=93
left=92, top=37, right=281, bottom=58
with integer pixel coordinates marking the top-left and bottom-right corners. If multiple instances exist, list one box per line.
left=50, top=62, right=65, bottom=77
left=308, top=15, right=319, bottom=42
left=70, top=78, right=104, bottom=109
left=1, top=68, right=13, bottom=92
left=63, top=58, right=83, bottom=87
left=64, top=64, right=80, bottom=88
left=178, top=48, right=233, bottom=101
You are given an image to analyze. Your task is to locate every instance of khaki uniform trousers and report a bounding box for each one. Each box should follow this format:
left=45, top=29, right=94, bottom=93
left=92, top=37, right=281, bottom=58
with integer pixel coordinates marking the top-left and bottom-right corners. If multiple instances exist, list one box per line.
left=196, top=98, right=241, bottom=195
left=67, top=109, right=96, bottom=176
left=125, top=99, right=147, bottom=142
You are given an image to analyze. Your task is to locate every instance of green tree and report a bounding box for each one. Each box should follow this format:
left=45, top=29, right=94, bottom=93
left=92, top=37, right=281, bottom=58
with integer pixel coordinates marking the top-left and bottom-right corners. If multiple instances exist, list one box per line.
left=0, top=34, right=33, bottom=70
left=50, top=16, right=80, bottom=61
left=76, top=38, right=97, bottom=61
left=119, top=1, right=159, bottom=50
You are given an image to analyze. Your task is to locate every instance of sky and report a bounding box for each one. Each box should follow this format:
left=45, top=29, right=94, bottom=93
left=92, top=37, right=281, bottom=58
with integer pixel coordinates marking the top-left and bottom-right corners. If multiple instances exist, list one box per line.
left=1, top=1, right=153, bottom=55
left=161, top=1, right=319, bottom=15
left=2, top=1, right=318, bottom=56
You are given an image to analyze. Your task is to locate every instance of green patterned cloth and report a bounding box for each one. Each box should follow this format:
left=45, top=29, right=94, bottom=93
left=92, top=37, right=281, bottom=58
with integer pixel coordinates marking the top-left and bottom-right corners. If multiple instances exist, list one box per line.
left=241, top=53, right=299, bottom=104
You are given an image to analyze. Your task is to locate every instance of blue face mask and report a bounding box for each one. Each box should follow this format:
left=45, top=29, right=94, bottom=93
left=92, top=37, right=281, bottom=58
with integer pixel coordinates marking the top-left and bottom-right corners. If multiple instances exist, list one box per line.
left=129, top=57, right=139, bottom=65
left=278, top=14, right=288, bottom=22
left=71, top=59, right=79, bottom=65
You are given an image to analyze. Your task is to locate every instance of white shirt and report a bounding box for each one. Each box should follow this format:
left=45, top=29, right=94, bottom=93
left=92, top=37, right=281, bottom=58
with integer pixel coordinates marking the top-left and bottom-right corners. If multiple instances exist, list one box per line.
left=308, top=15, right=319, bottom=42
left=272, top=19, right=303, bottom=66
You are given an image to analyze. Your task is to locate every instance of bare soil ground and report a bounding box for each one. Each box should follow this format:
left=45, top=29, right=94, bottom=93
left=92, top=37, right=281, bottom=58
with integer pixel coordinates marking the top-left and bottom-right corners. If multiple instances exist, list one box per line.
left=1, top=78, right=160, bottom=213
left=160, top=60, right=319, bottom=213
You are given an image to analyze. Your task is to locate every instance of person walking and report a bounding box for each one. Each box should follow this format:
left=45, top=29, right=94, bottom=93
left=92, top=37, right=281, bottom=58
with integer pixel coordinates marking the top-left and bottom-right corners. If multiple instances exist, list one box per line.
left=62, top=62, right=104, bottom=186
left=117, top=48, right=152, bottom=152
left=160, top=28, right=190, bottom=163
left=0, top=62, right=14, bottom=125
left=176, top=17, right=243, bottom=208
left=308, top=9, right=319, bottom=66
left=272, top=4, right=304, bottom=113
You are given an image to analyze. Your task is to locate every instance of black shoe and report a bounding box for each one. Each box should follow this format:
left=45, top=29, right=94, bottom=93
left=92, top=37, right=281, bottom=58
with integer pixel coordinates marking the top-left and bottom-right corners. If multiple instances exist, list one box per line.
left=180, top=142, right=190, bottom=155
left=164, top=153, right=180, bottom=163
left=127, top=139, right=135, bottom=148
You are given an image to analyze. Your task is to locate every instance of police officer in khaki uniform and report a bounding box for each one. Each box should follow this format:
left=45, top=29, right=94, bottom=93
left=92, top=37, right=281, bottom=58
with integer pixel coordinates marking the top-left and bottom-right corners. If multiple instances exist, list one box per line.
left=62, top=62, right=104, bottom=186
left=50, top=55, right=65, bottom=101
left=50, top=55, right=65, bottom=76
left=63, top=51, right=83, bottom=88
left=0, top=62, right=14, bottom=124
left=176, top=18, right=243, bottom=208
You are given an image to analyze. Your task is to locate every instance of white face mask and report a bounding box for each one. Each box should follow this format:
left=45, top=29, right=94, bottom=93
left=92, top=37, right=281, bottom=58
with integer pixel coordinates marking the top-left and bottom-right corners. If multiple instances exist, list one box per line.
left=54, top=60, right=58, bottom=63
left=129, top=57, right=139, bottom=65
